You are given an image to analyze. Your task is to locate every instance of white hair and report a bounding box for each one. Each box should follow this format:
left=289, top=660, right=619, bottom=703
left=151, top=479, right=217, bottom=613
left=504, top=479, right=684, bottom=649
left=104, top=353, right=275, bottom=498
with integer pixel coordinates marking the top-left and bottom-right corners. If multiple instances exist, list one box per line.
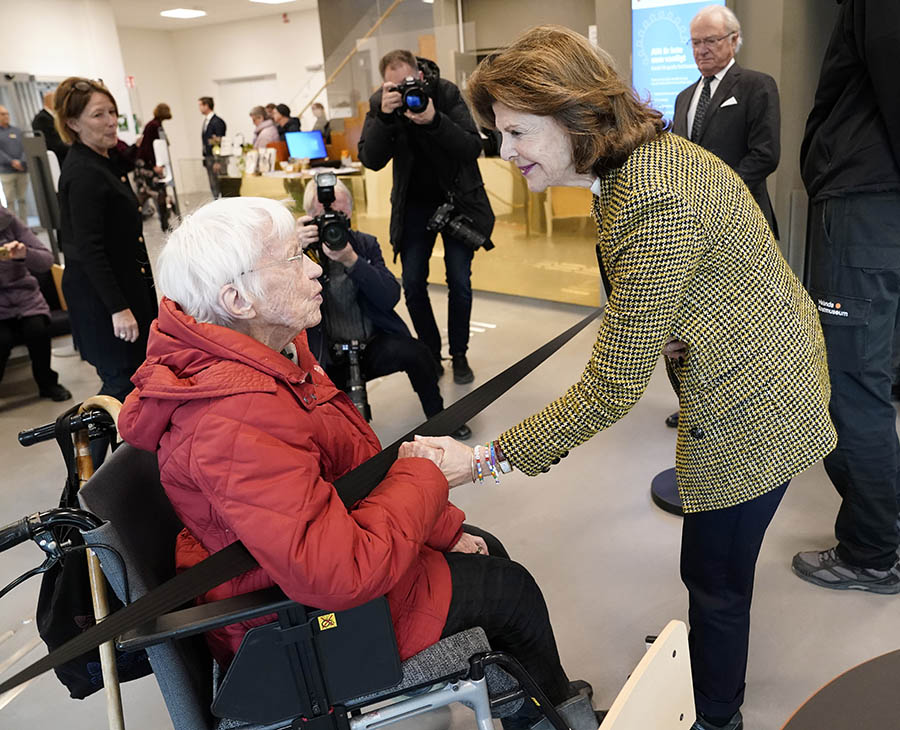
left=693, top=5, right=743, bottom=53
left=157, top=196, right=295, bottom=326
left=303, top=176, right=353, bottom=216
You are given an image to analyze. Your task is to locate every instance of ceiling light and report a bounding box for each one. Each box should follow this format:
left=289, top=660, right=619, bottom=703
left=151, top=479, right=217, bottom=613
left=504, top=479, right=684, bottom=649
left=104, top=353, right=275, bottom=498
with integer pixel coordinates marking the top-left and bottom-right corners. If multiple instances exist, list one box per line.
left=160, top=8, right=207, bottom=18
left=422, top=0, right=435, bottom=3
left=248, top=0, right=296, bottom=4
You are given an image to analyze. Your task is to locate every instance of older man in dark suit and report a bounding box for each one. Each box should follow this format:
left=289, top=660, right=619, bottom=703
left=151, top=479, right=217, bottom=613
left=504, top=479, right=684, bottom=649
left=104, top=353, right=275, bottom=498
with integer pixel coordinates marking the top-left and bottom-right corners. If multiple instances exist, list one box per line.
left=674, top=5, right=780, bottom=238
left=667, top=4, right=781, bottom=431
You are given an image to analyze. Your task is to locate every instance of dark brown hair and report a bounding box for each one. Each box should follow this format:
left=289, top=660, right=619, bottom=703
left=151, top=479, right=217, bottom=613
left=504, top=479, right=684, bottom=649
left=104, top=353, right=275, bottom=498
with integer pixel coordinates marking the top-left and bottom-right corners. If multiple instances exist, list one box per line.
left=198, top=96, right=214, bottom=110
left=54, top=77, right=118, bottom=145
left=153, top=102, right=172, bottom=121
left=466, top=25, right=668, bottom=173
left=379, top=49, right=417, bottom=77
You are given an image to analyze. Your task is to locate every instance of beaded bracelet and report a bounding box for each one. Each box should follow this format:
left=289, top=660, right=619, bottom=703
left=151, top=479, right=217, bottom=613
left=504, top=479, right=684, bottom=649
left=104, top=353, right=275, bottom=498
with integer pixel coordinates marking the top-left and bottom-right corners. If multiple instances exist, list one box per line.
left=486, top=442, right=500, bottom=484
left=473, top=445, right=484, bottom=483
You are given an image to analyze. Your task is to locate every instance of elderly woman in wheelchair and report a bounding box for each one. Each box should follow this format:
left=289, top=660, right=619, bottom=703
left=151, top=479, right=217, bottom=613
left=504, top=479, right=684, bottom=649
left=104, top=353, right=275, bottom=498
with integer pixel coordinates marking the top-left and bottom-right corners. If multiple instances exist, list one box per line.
left=117, top=197, right=600, bottom=730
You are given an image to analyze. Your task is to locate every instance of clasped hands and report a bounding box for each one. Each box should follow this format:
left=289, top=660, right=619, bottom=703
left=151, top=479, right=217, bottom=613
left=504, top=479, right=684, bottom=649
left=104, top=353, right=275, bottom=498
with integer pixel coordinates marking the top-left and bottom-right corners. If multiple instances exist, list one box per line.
left=397, top=435, right=476, bottom=488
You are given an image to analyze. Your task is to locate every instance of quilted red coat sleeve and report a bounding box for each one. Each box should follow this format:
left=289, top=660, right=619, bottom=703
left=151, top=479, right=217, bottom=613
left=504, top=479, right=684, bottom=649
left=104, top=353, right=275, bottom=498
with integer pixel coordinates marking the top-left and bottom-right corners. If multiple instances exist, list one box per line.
left=189, top=411, right=451, bottom=611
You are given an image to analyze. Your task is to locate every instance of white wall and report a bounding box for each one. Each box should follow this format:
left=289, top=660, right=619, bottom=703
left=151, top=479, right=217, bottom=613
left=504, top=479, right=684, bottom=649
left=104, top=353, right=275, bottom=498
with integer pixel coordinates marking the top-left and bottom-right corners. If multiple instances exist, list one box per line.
left=118, top=8, right=326, bottom=194
left=0, top=0, right=134, bottom=128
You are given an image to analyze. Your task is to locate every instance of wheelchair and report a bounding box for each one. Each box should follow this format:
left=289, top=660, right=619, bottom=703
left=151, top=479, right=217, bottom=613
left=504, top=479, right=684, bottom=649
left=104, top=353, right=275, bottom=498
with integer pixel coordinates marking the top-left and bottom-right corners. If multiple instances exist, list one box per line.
left=2, top=401, right=696, bottom=730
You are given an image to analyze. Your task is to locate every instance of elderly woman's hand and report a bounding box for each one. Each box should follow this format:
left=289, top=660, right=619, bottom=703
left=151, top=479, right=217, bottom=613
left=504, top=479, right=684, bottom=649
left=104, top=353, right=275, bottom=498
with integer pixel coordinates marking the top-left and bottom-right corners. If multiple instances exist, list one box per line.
left=450, top=532, right=489, bottom=555
left=397, top=439, right=443, bottom=469
left=412, top=435, right=475, bottom=487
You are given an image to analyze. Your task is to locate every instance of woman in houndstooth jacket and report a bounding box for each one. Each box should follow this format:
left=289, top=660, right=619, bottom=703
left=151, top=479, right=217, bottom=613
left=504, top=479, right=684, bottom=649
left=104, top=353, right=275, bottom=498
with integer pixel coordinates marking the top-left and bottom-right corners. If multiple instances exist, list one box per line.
left=416, top=25, right=836, bottom=730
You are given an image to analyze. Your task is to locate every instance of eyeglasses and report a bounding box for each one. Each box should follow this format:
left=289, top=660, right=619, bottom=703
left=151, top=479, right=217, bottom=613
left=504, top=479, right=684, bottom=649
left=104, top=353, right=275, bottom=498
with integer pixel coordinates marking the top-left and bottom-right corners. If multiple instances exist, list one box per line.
left=687, top=32, right=736, bottom=49
left=236, top=252, right=307, bottom=279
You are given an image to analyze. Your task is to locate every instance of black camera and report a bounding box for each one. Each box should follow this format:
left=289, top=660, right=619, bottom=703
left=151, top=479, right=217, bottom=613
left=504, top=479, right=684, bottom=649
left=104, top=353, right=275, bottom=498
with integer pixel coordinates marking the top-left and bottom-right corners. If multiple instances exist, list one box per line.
left=427, top=203, right=494, bottom=251
left=392, top=77, right=429, bottom=114
left=310, top=172, right=351, bottom=250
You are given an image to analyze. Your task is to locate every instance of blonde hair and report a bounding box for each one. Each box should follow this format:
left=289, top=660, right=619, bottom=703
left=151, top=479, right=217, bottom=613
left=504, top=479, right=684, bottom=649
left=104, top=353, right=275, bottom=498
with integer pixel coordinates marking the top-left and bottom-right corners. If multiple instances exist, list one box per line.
left=466, top=25, right=667, bottom=174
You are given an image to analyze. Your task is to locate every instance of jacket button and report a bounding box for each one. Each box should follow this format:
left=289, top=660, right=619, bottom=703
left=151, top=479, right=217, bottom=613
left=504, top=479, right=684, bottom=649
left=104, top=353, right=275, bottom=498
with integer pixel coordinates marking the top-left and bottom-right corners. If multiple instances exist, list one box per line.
left=138, top=236, right=144, bottom=242
left=550, top=457, right=560, bottom=465
left=120, top=176, right=127, bottom=183
left=689, top=427, right=705, bottom=440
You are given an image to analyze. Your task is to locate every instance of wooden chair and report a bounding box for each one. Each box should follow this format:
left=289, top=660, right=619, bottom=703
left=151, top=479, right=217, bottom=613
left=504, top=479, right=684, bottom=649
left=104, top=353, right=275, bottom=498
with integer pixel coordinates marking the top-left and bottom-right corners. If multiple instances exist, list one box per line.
left=600, top=620, right=695, bottom=730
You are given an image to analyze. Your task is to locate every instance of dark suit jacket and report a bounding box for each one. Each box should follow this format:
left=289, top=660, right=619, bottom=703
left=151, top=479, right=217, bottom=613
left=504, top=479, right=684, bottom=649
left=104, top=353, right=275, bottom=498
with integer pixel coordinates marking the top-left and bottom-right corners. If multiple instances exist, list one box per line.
left=201, top=114, right=226, bottom=158
left=31, top=108, right=68, bottom=164
left=673, top=62, right=780, bottom=238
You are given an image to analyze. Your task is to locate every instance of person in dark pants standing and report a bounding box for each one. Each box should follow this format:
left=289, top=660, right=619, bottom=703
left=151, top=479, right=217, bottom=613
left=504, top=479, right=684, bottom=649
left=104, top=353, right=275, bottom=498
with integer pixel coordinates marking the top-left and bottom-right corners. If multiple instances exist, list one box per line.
left=55, top=77, right=156, bottom=405
left=358, top=50, right=494, bottom=385
left=199, top=96, right=226, bottom=199
left=299, top=178, right=472, bottom=440
left=0, top=205, right=71, bottom=401
left=793, top=0, right=900, bottom=594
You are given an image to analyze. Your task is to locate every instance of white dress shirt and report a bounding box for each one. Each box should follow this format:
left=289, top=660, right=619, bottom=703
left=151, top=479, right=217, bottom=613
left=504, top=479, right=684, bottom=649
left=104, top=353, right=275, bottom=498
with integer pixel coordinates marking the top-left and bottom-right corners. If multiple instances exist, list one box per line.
left=202, top=111, right=214, bottom=134
left=686, top=57, right=735, bottom=136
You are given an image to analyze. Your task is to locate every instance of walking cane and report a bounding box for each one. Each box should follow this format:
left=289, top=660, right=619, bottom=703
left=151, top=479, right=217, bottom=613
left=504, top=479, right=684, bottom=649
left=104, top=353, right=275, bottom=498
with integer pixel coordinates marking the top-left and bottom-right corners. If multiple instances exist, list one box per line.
left=74, top=395, right=126, bottom=730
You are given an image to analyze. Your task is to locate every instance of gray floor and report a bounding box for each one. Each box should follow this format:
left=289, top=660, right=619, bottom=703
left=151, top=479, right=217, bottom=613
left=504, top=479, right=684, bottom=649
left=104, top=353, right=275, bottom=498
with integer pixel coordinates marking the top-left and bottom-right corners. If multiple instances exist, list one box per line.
left=0, top=208, right=898, bottom=729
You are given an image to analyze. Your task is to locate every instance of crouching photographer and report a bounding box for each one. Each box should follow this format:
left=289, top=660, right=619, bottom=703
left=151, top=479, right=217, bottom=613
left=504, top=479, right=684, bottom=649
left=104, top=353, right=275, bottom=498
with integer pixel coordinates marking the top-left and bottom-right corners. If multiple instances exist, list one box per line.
left=358, top=49, right=495, bottom=386
left=299, top=174, right=472, bottom=440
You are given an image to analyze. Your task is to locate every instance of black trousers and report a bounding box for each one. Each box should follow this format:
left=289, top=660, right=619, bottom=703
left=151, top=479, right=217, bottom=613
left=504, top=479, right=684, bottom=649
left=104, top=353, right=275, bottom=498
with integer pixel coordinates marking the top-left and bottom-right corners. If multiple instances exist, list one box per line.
left=327, top=332, right=443, bottom=418
left=399, top=202, right=474, bottom=359
left=442, top=525, right=571, bottom=722
left=807, top=193, right=900, bottom=569
left=681, top=481, right=788, bottom=720
left=0, top=314, right=59, bottom=391
left=203, top=156, right=220, bottom=199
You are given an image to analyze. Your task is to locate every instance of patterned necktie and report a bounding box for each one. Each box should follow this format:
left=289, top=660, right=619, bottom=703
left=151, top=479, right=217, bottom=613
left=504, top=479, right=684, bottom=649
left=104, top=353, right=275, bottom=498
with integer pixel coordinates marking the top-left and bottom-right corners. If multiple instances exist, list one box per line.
left=691, top=76, right=714, bottom=142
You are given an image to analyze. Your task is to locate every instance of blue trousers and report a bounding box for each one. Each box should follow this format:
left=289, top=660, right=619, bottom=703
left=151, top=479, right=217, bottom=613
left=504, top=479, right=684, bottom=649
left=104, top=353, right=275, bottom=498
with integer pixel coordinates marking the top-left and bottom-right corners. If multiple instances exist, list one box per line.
left=681, top=481, right=788, bottom=720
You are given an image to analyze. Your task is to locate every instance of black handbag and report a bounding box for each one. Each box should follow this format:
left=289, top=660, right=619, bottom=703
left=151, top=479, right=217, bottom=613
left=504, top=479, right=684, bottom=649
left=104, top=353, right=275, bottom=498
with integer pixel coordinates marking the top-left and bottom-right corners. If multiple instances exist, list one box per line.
left=34, top=407, right=152, bottom=699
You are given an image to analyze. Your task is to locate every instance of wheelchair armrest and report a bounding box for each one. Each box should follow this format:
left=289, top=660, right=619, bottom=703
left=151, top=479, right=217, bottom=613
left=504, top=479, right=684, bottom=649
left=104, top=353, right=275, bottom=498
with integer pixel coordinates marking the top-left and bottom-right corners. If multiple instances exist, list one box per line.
left=117, top=587, right=298, bottom=652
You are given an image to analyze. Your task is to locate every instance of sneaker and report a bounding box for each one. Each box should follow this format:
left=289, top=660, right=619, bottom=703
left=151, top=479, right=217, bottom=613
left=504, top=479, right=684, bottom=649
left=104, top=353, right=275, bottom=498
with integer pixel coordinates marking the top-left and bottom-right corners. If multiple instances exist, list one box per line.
left=792, top=547, right=900, bottom=594
left=692, top=710, right=743, bottom=730
left=452, top=354, right=474, bottom=385
left=450, top=424, right=472, bottom=440
left=40, top=384, right=73, bottom=402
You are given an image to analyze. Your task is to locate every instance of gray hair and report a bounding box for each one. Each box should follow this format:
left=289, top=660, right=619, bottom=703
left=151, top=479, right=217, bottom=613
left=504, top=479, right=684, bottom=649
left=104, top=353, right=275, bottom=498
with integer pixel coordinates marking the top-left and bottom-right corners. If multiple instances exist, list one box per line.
left=303, top=177, right=353, bottom=216
left=157, top=197, right=295, bottom=326
left=249, top=105, right=267, bottom=119
left=693, top=5, right=742, bottom=53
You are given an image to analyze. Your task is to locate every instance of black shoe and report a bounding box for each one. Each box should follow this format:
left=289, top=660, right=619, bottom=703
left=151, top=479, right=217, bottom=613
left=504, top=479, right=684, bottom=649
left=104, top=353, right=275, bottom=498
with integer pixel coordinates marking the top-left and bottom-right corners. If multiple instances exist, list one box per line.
left=452, top=354, right=474, bottom=384
left=570, top=679, right=593, bottom=701
left=665, top=410, right=680, bottom=428
left=450, top=424, right=472, bottom=440
left=692, top=710, right=743, bottom=730
left=40, top=384, right=72, bottom=402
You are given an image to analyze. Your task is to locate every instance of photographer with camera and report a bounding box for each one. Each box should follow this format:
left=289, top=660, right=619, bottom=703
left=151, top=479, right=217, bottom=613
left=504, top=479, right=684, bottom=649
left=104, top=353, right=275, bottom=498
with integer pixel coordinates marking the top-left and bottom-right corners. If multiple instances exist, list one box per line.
left=299, top=173, right=472, bottom=440
left=358, top=50, right=494, bottom=386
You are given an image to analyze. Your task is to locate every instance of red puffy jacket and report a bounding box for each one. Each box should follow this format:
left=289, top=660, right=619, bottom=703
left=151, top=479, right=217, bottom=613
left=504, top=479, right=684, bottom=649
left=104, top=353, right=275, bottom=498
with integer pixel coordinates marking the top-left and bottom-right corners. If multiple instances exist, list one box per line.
left=119, top=298, right=465, bottom=666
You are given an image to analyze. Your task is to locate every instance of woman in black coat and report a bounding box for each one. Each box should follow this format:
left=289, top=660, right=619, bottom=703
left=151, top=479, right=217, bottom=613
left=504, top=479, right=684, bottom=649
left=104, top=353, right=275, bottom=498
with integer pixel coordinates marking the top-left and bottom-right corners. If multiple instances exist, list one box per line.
left=55, top=77, right=156, bottom=402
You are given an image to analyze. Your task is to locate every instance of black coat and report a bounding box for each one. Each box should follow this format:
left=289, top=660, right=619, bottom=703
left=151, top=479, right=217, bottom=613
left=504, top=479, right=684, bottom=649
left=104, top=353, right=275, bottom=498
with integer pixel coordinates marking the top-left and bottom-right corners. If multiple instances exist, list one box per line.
left=277, top=117, right=301, bottom=140
left=31, top=108, right=69, bottom=164
left=801, top=0, right=900, bottom=200
left=201, top=114, right=226, bottom=158
left=673, top=62, right=781, bottom=238
left=58, top=143, right=156, bottom=371
left=357, top=60, right=494, bottom=253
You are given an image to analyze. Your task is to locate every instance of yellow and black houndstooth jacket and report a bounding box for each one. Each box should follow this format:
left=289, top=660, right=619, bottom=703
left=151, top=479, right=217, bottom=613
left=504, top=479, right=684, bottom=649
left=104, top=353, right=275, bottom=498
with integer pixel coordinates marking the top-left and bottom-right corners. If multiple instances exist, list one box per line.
left=499, top=132, right=836, bottom=513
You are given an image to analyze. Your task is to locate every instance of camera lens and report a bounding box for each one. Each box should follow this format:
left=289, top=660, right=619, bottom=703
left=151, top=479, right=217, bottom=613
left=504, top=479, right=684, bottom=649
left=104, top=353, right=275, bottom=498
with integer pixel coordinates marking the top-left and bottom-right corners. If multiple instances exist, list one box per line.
left=404, top=92, right=428, bottom=114
left=321, top=219, right=347, bottom=249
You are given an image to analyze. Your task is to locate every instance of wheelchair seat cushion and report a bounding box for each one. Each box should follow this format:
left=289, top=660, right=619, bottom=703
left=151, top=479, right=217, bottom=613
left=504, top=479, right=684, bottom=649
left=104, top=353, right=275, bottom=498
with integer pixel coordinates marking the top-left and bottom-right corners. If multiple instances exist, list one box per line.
left=344, top=627, right=523, bottom=717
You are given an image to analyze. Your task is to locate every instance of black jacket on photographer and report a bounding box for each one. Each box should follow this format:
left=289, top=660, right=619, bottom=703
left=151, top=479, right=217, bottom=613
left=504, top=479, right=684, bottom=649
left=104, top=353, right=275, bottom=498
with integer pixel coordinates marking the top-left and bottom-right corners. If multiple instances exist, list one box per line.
left=306, top=229, right=410, bottom=368
left=357, top=58, right=494, bottom=256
